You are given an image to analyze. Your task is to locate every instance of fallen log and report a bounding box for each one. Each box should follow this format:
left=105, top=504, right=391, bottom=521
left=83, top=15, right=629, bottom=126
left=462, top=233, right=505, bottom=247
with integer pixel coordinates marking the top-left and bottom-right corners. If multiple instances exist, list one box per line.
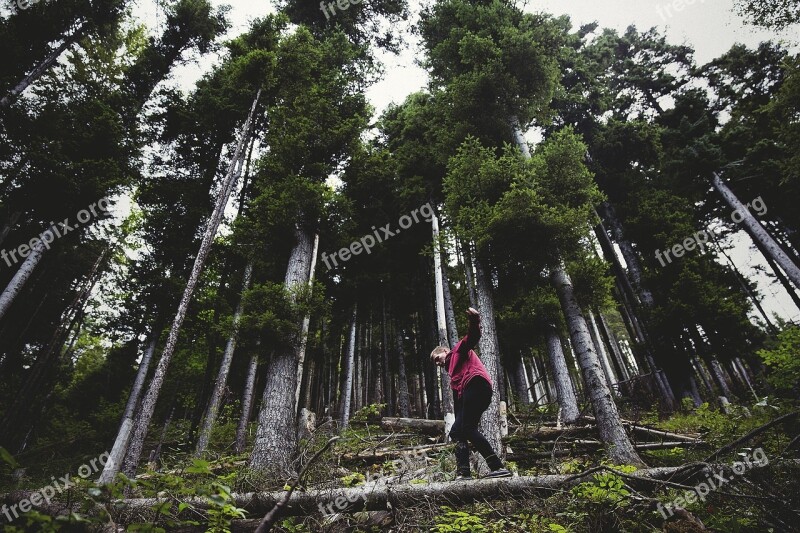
left=380, top=417, right=445, bottom=436
left=111, top=465, right=709, bottom=520
left=342, top=443, right=448, bottom=463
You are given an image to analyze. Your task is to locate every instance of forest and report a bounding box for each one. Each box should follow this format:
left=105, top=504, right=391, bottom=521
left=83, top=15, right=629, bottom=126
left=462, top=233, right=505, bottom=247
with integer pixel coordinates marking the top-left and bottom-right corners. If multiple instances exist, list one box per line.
left=1, top=0, right=800, bottom=530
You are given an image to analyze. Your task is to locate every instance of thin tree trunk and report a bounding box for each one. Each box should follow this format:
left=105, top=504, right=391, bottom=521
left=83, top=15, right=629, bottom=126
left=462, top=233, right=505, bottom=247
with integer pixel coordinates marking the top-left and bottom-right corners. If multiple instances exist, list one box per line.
left=395, top=327, right=410, bottom=418
left=249, top=225, right=314, bottom=477
left=551, top=266, right=644, bottom=466
left=234, top=351, right=259, bottom=454
left=587, top=310, right=618, bottom=393
left=339, top=307, right=358, bottom=429
left=432, top=211, right=454, bottom=418
left=459, top=240, right=478, bottom=307
left=0, top=23, right=86, bottom=109
left=707, top=229, right=778, bottom=334
left=0, top=226, right=57, bottom=322
left=515, top=355, right=532, bottom=405
left=597, top=312, right=631, bottom=382
left=545, top=326, right=580, bottom=423
left=195, top=262, right=254, bottom=455
left=597, top=202, right=654, bottom=306
left=99, top=325, right=161, bottom=484
left=752, top=224, right=800, bottom=312
left=123, top=92, right=260, bottom=475
left=294, top=234, right=319, bottom=413
left=147, top=406, right=175, bottom=469
left=1, top=247, right=105, bottom=445
left=712, top=172, right=800, bottom=289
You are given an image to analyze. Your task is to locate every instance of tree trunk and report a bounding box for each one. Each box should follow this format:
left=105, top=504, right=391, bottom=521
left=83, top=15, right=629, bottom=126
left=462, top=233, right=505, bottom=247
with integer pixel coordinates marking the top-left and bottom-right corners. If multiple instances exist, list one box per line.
left=147, top=406, right=175, bottom=469
left=472, top=254, right=503, bottom=458
left=339, top=307, right=358, bottom=429
left=597, top=202, right=655, bottom=307
left=752, top=231, right=800, bottom=312
left=0, top=247, right=105, bottom=446
left=99, top=325, right=161, bottom=484
left=395, top=327, right=411, bottom=418
left=294, top=234, right=320, bottom=413
left=432, top=211, right=454, bottom=419
left=249, top=225, right=314, bottom=477
left=514, top=355, right=532, bottom=405
left=382, top=299, right=393, bottom=415
left=123, top=92, right=260, bottom=475
left=545, top=326, right=580, bottom=423
left=550, top=266, right=645, bottom=466
left=707, top=229, right=779, bottom=334
left=196, top=262, right=254, bottom=456
left=0, top=226, right=57, bottom=322
left=459, top=240, right=478, bottom=307
left=235, top=351, right=259, bottom=454
left=0, top=23, right=86, bottom=109
left=597, top=312, right=631, bottom=382
left=587, top=310, right=618, bottom=393
left=712, top=172, right=800, bottom=289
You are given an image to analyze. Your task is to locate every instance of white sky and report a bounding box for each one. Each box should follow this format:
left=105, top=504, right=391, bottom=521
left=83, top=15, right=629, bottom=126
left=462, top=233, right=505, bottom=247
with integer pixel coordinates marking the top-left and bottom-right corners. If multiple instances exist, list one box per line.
left=132, top=0, right=800, bottom=325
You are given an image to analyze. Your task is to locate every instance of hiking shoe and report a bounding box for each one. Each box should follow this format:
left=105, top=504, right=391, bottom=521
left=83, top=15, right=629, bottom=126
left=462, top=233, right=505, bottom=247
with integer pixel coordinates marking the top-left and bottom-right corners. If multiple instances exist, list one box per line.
left=455, top=474, right=472, bottom=481
left=484, top=468, right=512, bottom=479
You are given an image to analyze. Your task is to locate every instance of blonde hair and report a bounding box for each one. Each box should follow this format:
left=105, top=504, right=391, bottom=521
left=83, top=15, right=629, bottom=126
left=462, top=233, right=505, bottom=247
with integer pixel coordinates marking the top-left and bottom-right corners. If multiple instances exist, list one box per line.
left=430, top=346, right=449, bottom=360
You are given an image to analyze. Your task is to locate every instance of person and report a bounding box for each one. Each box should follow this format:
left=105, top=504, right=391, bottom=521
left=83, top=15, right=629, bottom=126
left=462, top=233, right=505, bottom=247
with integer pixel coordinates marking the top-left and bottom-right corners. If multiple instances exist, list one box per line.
left=431, top=307, right=512, bottom=480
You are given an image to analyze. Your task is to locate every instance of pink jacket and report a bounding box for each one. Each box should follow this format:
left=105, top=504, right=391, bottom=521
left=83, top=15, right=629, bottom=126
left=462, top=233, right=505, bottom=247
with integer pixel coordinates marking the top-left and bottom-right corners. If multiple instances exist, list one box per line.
left=445, top=315, right=493, bottom=398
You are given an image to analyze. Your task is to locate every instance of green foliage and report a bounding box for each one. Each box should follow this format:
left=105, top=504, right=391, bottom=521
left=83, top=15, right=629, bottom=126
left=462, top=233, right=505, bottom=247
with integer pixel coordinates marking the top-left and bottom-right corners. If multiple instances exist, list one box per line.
left=572, top=471, right=631, bottom=506
left=433, top=507, right=487, bottom=532
left=351, top=403, right=386, bottom=422
left=758, top=324, right=800, bottom=391
left=341, top=472, right=366, bottom=487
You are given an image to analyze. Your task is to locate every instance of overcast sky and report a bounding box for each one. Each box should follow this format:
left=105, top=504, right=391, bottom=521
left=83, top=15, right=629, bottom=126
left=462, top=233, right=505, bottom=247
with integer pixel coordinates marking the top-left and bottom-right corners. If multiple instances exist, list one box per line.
left=135, top=0, right=800, bottom=324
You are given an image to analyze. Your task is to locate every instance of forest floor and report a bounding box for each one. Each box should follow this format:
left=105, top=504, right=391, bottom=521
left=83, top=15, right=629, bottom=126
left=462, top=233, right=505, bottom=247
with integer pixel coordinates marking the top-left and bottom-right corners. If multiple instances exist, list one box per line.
left=3, top=399, right=800, bottom=532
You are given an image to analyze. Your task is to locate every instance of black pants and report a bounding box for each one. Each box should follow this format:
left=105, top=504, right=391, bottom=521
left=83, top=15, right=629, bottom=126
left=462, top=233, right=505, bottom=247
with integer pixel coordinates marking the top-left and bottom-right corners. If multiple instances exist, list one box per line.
left=449, top=377, right=503, bottom=474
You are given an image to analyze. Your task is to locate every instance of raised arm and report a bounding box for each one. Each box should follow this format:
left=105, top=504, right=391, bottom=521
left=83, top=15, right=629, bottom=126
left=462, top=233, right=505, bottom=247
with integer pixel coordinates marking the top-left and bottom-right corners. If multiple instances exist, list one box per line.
left=457, top=307, right=482, bottom=356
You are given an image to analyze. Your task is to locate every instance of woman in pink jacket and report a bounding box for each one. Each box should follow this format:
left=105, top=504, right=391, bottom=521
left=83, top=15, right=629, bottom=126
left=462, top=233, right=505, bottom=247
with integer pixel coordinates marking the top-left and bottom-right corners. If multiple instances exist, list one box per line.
left=431, top=307, right=512, bottom=480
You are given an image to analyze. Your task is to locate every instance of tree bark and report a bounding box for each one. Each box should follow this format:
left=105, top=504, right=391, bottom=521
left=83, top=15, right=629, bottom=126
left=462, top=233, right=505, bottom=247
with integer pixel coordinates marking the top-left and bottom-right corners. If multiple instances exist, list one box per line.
left=432, top=211, right=454, bottom=419
left=551, top=266, right=645, bottom=466
left=545, top=326, right=580, bottom=423
left=339, top=307, right=358, bottom=429
left=235, top=352, right=259, bottom=454
left=294, top=234, right=319, bottom=413
left=0, top=226, right=57, bottom=322
left=514, top=355, right=532, bottom=405
left=123, top=92, right=260, bottom=475
left=587, top=310, right=618, bottom=393
left=196, top=262, right=254, bottom=456
left=712, top=172, right=800, bottom=289
left=99, top=325, right=161, bottom=484
left=113, top=465, right=707, bottom=519
left=249, top=224, right=314, bottom=477
left=395, top=327, right=411, bottom=418
left=472, top=254, right=503, bottom=458
left=597, top=201, right=655, bottom=307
